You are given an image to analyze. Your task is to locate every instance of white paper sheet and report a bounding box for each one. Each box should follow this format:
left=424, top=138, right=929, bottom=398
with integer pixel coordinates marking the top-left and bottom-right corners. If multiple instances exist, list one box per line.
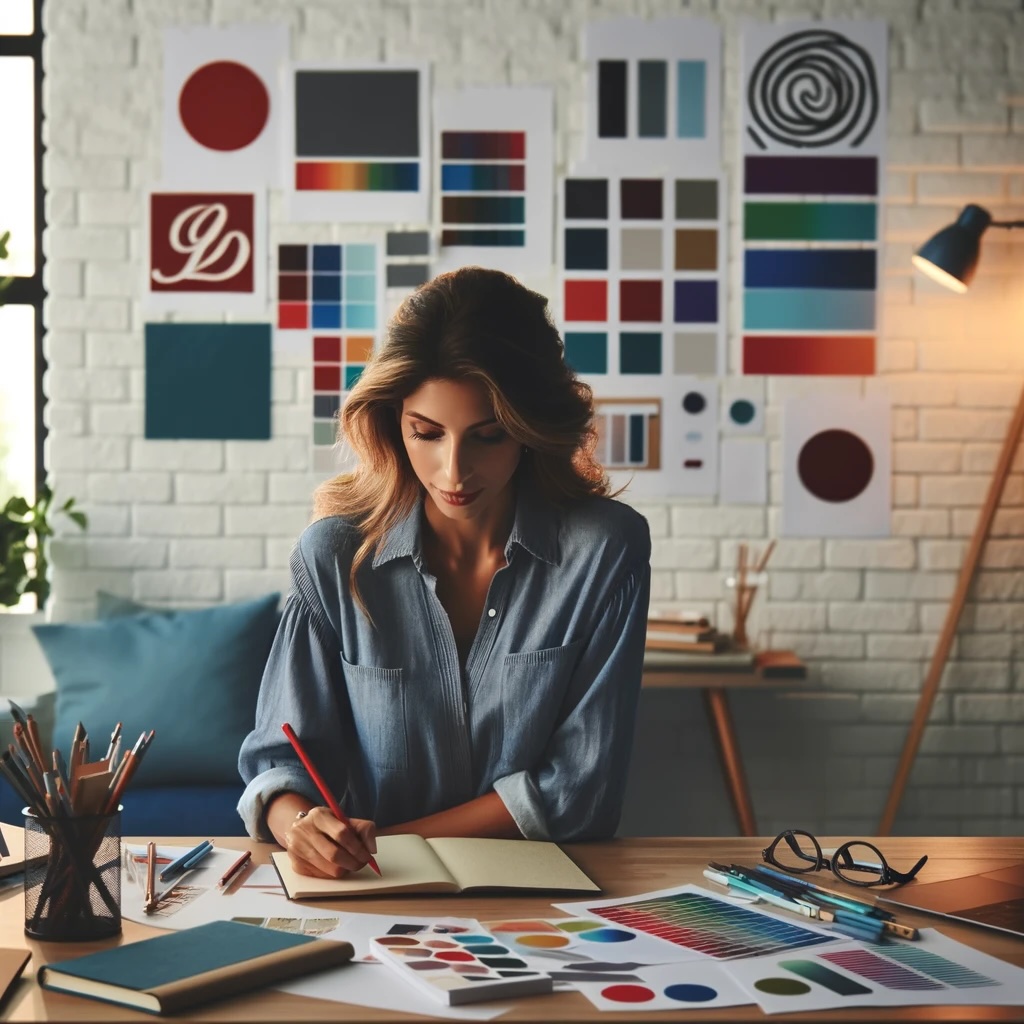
left=721, top=380, right=765, bottom=435
left=782, top=395, right=891, bottom=537
left=583, top=18, right=722, bottom=173
left=723, top=928, right=1024, bottom=1014
left=162, top=24, right=288, bottom=187
left=720, top=438, right=767, bottom=505
left=433, top=87, right=553, bottom=277
left=284, top=62, right=431, bottom=224
left=570, top=960, right=752, bottom=1011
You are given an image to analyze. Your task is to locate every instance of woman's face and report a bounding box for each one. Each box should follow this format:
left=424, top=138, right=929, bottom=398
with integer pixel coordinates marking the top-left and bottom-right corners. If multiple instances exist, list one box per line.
left=400, top=378, right=522, bottom=523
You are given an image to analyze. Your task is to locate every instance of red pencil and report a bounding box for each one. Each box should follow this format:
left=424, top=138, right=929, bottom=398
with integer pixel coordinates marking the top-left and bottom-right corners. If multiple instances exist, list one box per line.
left=281, top=723, right=382, bottom=877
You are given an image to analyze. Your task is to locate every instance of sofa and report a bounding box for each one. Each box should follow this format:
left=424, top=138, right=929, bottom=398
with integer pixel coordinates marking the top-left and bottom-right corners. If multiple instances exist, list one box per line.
left=0, top=592, right=282, bottom=837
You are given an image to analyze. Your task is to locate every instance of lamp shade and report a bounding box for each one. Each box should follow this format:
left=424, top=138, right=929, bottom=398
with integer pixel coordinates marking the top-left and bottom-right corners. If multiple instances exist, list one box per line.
left=911, top=204, right=992, bottom=293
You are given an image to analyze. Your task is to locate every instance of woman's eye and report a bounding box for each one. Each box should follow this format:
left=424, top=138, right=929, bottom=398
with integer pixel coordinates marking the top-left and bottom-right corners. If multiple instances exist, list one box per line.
left=409, top=430, right=442, bottom=442
left=475, top=432, right=508, bottom=445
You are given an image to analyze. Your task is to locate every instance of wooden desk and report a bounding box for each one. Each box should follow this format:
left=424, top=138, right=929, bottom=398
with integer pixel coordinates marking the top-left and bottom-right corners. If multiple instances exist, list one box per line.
left=3, top=836, right=1021, bottom=1021
left=643, top=649, right=809, bottom=838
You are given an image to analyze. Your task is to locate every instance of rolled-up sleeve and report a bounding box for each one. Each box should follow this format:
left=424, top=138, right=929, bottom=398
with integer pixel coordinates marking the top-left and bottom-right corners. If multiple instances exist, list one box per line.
left=494, top=553, right=651, bottom=842
left=237, top=590, right=347, bottom=840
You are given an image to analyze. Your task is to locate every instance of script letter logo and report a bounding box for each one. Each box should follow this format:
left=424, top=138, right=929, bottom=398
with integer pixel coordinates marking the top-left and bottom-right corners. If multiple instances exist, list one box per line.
left=151, top=203, right=251, bottom=284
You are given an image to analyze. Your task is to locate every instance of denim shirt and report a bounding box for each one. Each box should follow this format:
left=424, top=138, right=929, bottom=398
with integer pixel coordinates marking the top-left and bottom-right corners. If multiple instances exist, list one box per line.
left=237, top=481, right=651, bottom=843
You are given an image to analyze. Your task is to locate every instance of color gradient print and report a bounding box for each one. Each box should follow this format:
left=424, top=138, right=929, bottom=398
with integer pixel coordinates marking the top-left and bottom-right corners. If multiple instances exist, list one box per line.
left=287, top=63, right=430, bottom=222
left=740, top=20, right=887, bottom=375
left=434, top=87, right=553, bottom=276
left=369, top=932, right=552, bottom=1005
left=555, top=885, right=833, bottom=962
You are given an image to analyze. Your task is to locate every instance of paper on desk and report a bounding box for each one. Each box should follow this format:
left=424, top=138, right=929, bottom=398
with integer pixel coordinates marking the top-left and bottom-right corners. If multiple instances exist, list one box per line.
left=722, top=928, right=1024, bottom=1013
left=275, top=961, right=509, bottom=1019
left=567, top=961, right=752, bottom=1011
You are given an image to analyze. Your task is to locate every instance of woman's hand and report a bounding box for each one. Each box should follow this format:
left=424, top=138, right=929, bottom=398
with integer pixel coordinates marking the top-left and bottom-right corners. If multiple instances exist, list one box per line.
left=284, top=806, right=378, bottom=878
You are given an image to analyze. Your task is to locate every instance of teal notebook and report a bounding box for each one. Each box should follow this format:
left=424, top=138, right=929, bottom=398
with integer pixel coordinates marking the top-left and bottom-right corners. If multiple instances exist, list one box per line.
left=37, top=920, right=354, bottom=1015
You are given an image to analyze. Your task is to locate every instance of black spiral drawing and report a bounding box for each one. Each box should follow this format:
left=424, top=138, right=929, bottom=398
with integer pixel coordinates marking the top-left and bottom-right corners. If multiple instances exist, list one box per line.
left=747, top=29, right=879, bottom=150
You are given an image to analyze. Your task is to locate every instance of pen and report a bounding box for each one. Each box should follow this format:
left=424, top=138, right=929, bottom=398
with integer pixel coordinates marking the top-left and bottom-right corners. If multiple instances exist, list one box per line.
left=146, top=868, right=196, bottom=912
left=703, top=868, right=815, bottom=917
left=751, top=864, right=888, bottom=917
left=145, top=841, right=156, bottom=909
left=159, top=839, right=212, bottom=882
left=282, top=722, right=381, bottom=877
left=218, top=850, right=252, bottom=890
left=181, top=842, right=213, bottom=871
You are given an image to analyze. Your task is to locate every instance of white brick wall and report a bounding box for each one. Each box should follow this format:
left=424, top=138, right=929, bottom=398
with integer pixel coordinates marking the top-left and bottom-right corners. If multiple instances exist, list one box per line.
left=2, top=0, right=1022, bottom=837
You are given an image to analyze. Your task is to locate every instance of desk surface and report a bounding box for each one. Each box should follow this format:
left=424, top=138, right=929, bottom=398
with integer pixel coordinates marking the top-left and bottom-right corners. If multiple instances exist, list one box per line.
left=4, top=836, right=1022, bottom=1021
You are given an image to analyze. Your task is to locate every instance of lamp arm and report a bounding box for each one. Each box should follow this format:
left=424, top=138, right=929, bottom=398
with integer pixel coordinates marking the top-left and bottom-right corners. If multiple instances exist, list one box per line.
left=991, top=220, right=1024, bottom=229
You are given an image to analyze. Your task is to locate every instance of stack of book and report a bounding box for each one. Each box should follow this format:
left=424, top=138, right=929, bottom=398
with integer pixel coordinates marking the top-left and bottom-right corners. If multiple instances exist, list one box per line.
left=645, top=613, right=725, bottom=654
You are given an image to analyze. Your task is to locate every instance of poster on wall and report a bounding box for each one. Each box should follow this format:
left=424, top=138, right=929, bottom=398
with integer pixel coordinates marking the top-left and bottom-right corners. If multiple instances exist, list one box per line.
left=433, top=86, right=553, bottom=277
left=583, top=18, right=722, bottom=174
left=558, top=172, right=725, bottom=496
left=740, top=20, right=887, bottom=376
left=782, top=394, right=891, bottom=537
left=162, top=24, right=288, bottom=187
left=273, top=241, right=385, bottom=473
left=284, top=62, right=431, bottom=223
left=145, top=190, right=266, bottom=313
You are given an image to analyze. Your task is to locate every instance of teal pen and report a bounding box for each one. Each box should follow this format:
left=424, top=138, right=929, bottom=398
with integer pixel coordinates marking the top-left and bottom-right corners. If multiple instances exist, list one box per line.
left=703, top=868, right=815, bottom=917
left=181, top=842, right=213, bottom=871
left=159, top=840, right=212, bottom=881
left=749, top=864, right=889, bottom=919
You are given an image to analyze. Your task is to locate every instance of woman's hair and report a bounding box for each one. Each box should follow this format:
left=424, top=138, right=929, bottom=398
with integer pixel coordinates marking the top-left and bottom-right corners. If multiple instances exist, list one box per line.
left=312, top=266, right=612, bottom=612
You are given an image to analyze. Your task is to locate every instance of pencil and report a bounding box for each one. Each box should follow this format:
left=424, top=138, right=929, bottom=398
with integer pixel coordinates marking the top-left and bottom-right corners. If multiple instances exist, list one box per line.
left=145, top=841, right=156, bottom=909
left=218, top=850, right=252, bottom=889
left=281, top=722, right=382, bottom=877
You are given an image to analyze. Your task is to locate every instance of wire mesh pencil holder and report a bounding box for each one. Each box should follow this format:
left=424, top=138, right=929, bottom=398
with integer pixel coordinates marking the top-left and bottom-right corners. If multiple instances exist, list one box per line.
left=24, top=806, right=121, bottom=941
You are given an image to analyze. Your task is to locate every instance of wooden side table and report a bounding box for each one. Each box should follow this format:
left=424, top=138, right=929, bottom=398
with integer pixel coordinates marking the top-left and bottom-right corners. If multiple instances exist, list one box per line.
left=641, top=649, right=808, bottom=838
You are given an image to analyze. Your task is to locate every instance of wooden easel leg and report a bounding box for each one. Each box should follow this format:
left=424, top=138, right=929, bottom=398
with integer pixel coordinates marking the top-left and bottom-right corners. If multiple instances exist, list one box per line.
left=703, top=688, right=758, bottom=837
left=878, top=380, right=1024, bottom=836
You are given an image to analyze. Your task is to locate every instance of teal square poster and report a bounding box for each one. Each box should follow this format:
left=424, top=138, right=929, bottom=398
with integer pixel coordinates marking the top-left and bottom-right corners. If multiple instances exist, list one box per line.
left=145, top=323, right=271, bottom=440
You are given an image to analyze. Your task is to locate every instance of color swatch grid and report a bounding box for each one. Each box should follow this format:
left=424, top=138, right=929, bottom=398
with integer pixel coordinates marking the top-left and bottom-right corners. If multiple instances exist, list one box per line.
left=597, top=58, right=706, bottom=141
left=440, top=131, right=526, bottom=248
left=560, top=174, right=724, bottom=379
left=588, top=891, right=831, bottom=960
left=277, top=243, right=379, bottom=332
left=594, top=398, right=661, bottom=471
left=312, top=333, right=373, bottom=453
left=740, top=22, right=886, bottom=376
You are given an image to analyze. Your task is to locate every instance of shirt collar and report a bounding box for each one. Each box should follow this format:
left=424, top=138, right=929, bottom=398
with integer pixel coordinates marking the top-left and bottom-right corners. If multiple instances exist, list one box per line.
left=372, top=477, right=561, bottom=570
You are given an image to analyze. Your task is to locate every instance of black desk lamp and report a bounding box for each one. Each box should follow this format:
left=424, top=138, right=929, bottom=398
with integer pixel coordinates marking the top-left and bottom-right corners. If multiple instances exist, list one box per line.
left=881, top=204, right=1024, bottom=835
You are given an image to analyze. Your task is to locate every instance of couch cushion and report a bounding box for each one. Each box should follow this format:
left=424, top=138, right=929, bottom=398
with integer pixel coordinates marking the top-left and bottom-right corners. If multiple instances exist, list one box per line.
left=35, top=594, right=280, bottom=788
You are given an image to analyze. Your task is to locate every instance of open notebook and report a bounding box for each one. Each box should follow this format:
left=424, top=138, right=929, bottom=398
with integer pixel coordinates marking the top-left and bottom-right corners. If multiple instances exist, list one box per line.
left=271, top=835, right=600, bottom=899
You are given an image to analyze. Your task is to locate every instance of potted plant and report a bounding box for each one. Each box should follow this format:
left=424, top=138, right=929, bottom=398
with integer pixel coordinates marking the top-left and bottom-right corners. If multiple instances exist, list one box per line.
left=0, top=232, right=88, bottom=609
left=0, top=486, right=87, bottom=609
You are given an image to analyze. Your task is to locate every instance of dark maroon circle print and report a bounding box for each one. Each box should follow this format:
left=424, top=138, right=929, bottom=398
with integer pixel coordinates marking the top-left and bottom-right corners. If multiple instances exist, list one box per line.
left=178, top=61, right=270, bottom=151
left=797, top=429, right=874, bottom=503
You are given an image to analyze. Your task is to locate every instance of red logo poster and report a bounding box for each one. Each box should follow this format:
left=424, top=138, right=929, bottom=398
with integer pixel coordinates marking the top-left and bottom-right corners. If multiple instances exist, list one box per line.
left=150, top=192, right=254, bottom=293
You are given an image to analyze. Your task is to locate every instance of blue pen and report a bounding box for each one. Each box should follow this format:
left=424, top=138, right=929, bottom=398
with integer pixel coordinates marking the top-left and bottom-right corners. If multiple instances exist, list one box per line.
left=159, top=840, right=212, bottom=882
left=749, top=864, right=888, bottom=918
left=181, top=841, right=213, bottom=870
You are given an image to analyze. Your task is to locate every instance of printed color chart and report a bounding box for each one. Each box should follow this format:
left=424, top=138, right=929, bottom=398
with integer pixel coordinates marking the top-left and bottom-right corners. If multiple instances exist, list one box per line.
left=434, top=87, right=553, bottom=275
left=583, top=18, right=722, bottom=173
left=740, top=21, right=887, bottom=376
left=560, top=887, right=832, bottom=961
left=287, top=63, right=430, bottom=223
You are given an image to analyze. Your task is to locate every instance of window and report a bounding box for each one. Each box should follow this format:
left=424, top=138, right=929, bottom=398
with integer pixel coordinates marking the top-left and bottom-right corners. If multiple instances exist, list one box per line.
left=0, top=0, right=44, bottom=503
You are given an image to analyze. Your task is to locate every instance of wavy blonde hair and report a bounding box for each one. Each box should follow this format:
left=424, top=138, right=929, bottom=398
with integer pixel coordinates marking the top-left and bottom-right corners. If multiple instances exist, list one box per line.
left=313, top=267, right=613, bottom=614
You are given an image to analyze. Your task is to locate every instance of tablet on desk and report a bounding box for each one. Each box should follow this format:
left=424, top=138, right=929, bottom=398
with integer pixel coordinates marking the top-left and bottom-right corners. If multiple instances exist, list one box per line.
left=878, top=863, right=1024, bottom=939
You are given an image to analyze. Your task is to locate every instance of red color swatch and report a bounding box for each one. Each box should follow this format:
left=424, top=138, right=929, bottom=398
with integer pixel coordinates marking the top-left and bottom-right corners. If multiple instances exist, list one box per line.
left=313, top=365, right=341, bottom=391
left=564, top=280, right=608, bottom=322
left=743, top=335, right=875, bottom=375
left=620, top=280, right=662, bottom=322
left=277, top=304, right=308, bottom=329
left=313, top=336, right=341, bottom=361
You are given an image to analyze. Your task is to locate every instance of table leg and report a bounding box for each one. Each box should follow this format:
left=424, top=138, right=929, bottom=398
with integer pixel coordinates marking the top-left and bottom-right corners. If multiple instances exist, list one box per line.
left=702, top=688, right=757, bottom=837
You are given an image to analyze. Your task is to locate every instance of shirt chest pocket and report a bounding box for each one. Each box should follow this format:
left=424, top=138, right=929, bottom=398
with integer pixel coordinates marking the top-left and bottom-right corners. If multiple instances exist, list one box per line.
left=341, top=657, right=407, bottom=773
left=500, top=640, right=584, bottom=765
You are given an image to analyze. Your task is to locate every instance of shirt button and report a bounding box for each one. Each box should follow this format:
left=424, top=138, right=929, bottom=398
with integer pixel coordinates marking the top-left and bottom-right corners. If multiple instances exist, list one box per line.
left=487, top=608, right=496, bottom=618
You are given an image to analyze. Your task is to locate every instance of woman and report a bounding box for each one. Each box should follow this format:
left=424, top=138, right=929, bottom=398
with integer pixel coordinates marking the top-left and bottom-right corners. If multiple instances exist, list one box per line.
left=238, top=267, right=651, bottom=878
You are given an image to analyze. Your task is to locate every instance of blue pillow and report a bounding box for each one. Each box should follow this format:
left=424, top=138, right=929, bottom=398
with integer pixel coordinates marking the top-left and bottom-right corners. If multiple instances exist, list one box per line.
left=35, top=594, right=281, bottom=787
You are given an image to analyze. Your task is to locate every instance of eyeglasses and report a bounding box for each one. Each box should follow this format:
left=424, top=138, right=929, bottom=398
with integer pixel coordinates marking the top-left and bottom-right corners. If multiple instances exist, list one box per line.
left=762, top=829, right=928, bottom=888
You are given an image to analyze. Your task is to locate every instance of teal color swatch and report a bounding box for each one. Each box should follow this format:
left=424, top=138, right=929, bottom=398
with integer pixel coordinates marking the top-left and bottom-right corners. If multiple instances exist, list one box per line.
left=744, top=288, right=876, bottom=331
left=676, top=60, right=705, bottom=138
